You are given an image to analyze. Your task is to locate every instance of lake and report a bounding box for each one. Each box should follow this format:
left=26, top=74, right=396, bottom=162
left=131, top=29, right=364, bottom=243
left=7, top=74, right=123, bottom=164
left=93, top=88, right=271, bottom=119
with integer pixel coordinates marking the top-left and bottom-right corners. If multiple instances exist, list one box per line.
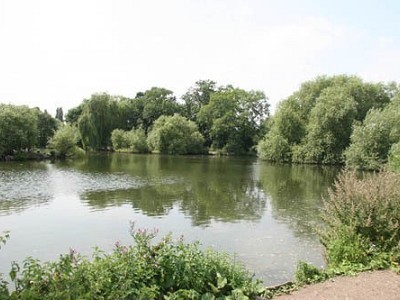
left=0, top=153, right=339, bottom=285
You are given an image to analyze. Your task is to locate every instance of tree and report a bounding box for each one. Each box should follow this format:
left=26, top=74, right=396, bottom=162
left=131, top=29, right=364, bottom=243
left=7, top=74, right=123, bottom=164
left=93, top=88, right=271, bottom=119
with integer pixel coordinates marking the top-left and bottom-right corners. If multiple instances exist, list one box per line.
left=65, top=103, right=85, bottom=124
left=0, top=104, right=38, bottom=155
left=294, top=86, right=358, bottom=164
left=55, top=107, right=64, bottom=122
left=77, top=93, right=124, bottom=150
left=258, top=75, right=392, bottom=163
left=345, top=96, right=400, bottom=170
left=147, top=114, right=205, bottom=155
left=182, top=80, right=217, bottom=121
left=48, top=125, right=81, bottom=158
left=127, top=128, right=149, bottom=153
left=111, top=129, right=128, bottom=150
left=139, top=87, right=182, bottom=132
left=36, top=109, right=58, bottom=148
left=198, top=87, right=269, bottom=154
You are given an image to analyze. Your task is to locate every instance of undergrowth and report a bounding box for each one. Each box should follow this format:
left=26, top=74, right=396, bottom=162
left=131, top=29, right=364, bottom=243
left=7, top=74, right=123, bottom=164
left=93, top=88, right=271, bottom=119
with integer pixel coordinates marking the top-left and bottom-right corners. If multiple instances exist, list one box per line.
left=1, top=225, right=265, bottom=300
left=293, top=170, right=400, bottom=288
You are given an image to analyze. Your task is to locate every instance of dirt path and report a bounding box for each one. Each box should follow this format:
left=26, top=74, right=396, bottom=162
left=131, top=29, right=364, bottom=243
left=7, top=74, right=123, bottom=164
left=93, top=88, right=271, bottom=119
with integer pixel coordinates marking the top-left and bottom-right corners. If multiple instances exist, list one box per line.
left=275, top=270, right=400, bottom=300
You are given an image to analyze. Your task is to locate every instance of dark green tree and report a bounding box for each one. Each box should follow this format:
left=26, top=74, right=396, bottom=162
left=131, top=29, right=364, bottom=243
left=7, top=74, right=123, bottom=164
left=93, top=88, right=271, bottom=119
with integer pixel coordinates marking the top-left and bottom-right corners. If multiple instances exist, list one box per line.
left=198, top=87, right=269, bottom=154
left=0, top=104, right=38, bottom=155
left=55, top=107, right=64, bottom=122
left=139, top=87, right=182, bottom=132
left=36, top=109, right=58, bottom=148
left=182, top=80, right=217, bottom=121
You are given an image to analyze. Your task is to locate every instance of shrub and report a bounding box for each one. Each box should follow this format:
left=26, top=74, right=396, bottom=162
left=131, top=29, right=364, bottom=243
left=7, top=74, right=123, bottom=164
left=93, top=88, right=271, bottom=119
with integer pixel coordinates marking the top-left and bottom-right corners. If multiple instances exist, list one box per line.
left=48, top=125, right=81, bottom=158
left=111, top=128, right=129, bottom=150
left=126, top=128, right=149, bottom=153
left=320, top=171, right=400, bottom=269
left=147, top=114, right=206, bottom=155
left=7, top=227, right=262, bottom=299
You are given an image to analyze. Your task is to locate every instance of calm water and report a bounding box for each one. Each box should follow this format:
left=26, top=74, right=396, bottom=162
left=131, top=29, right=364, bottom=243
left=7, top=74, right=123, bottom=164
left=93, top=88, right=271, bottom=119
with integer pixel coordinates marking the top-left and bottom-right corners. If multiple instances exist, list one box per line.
left=0, top=154, right=339, bottom=285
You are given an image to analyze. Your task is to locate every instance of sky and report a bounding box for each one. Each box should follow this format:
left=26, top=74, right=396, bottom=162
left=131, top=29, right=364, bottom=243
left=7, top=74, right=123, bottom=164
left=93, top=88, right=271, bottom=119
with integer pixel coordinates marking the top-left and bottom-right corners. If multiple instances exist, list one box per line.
left=0, top=0, right=400, bottom=115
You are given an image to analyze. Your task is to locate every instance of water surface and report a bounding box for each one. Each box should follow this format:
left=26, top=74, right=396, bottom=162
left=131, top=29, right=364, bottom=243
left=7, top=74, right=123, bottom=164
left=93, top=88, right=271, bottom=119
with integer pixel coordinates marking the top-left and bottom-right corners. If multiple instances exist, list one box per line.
left=0, top=154, right=339, bottom=285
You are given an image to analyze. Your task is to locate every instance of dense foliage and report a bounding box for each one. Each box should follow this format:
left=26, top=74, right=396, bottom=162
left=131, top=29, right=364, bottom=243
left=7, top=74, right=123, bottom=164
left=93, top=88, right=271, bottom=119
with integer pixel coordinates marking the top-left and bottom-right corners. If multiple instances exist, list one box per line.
left=48, top=125, right=82, bottom=158
left=345, top=94, right=400, bottom=170
left=321, top=171, right=400, bottom=270
left=292, top=170, right=400, bottom=288
left=111, top=127, right=150, bottom=153
left=0, top=105, right=39, bottom=156
left=65, top=81, right=268, bottom=155
left=147, top=114, right=206, bottom=155
left=2, top=228, right=263, bottom=300
left=258, top=75, right=397, bottom=167
left=198, top=87, right=269, bottom=154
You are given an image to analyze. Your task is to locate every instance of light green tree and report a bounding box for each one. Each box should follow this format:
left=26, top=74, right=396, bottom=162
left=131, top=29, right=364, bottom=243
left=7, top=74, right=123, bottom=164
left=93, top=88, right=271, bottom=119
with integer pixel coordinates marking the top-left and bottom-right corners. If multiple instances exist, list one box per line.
left=147, top=114, right=205, bottom=155
left=111, top=129, right=128, bottom=150
left=48, top=125, right=81, bottom=158
left=127, top=128, right=149, bottom=153
left=258, top=75, right=392, bottom=163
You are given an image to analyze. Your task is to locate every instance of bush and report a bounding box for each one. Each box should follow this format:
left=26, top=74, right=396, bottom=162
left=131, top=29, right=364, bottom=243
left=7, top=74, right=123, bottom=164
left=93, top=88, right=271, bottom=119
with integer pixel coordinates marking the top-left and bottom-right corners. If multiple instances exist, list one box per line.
left=48, top=125, right=81, bottom=158
left=147, top=114, right=206, bottom=155
left=320, top=171, right=400, bottom=270
left=7, top=227, right=262, bottom=299
left=389, top=142, right=400, bottom=172
left=127, top=128, right=149, bottom=153
left=111, top=129, right=129, bottom=150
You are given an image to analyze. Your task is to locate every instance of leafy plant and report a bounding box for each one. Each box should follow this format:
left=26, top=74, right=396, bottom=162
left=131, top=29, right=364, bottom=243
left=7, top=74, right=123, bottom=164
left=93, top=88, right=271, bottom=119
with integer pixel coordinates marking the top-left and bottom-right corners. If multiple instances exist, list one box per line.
left=7, top=226, right=263, bottom=299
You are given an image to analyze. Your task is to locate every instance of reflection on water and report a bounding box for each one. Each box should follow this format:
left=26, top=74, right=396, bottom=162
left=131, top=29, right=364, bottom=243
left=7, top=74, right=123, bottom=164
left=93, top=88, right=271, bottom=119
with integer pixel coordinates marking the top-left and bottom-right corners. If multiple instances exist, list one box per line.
left=0, top=154, right=340, bottom=285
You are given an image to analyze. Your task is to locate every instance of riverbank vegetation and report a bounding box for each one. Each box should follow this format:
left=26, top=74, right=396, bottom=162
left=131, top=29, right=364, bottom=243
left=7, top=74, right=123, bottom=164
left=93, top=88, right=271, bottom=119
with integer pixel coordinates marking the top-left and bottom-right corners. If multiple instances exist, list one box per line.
left=292, top=170, right=400, bottom=289
left=2, top=75, right=400, bottom=169
left=0, top=227, right=264, bottom=300
left=258, top=75, right=400, bottom=170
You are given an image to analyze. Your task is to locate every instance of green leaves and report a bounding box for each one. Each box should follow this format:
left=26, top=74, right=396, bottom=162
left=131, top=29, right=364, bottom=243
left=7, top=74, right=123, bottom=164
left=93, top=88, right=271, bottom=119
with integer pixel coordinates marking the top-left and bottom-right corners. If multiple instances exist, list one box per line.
left=0, top=104, right=38, bottom=155
left=147, top=114, right=206, bottom=155
left=258, top=75, right=397, bottom=166
left=198, top=87, right=269, bottom=155
left=6, top=229, right=262, bottom=299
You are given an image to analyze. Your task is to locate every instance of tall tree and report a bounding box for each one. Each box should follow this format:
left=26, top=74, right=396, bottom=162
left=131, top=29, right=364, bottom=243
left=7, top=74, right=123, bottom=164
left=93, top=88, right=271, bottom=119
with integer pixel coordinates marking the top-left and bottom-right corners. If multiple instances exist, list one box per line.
left=77, top=93, right=123, bottom=150
left=55, top=107, right=64, bottom=122
left=36, top=109, right=58, bottom=148
left=258, top=75, right=392, bottom=163
left=198, top=87, right=269, bottom=154
left=139, top=87, right=182, bottom=132
left=0, top=104, right=38, bottom=155
left=182, top=80, right=217, bottom=121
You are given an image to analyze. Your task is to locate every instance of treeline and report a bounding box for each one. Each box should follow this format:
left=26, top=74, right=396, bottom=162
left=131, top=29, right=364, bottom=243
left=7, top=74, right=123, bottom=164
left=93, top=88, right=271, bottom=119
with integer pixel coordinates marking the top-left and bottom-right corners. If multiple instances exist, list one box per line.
left=66, top=81, right=269, bottom=155
left=0, top=105, right=62, bottom=158
left=2, top=76, right=399, bottom=169
left=257, top=75, right=400, bottom=170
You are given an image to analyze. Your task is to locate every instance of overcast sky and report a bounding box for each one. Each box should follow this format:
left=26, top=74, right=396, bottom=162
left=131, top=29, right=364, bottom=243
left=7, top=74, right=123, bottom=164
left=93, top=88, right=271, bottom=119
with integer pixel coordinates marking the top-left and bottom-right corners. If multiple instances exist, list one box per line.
left=0, top=0, right=399, bottom=115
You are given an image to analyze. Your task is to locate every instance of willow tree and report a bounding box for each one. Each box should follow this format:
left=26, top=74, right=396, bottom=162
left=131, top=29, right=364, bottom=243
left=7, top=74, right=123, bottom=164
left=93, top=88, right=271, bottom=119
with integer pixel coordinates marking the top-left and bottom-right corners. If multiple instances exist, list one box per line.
left=77, top=93, right=123, bottom=150
left=258, top=75, right=392, bottom=164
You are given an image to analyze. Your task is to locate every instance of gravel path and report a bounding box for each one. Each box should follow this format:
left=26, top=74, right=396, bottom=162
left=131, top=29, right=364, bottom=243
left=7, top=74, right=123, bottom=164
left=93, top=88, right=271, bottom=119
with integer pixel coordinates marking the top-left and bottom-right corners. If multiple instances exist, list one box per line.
left=275, top=270, right=400, bottom=300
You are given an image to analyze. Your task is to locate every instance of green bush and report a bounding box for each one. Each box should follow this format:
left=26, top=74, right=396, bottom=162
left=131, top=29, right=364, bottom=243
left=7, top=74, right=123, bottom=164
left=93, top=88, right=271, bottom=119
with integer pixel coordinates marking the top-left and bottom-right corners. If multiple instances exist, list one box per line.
left=147, top=114, right=206, bottom=155
left=389, top=142, right=400, bottom=172
left=7, top=227, right=262, bottom=299
left=127, top=128, right=149, bottom=153
left=48, top=125, right=81, bottom=158
left=111, top=128, right=129, bottom=150
left=320, top=171, right=400, bottom=270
